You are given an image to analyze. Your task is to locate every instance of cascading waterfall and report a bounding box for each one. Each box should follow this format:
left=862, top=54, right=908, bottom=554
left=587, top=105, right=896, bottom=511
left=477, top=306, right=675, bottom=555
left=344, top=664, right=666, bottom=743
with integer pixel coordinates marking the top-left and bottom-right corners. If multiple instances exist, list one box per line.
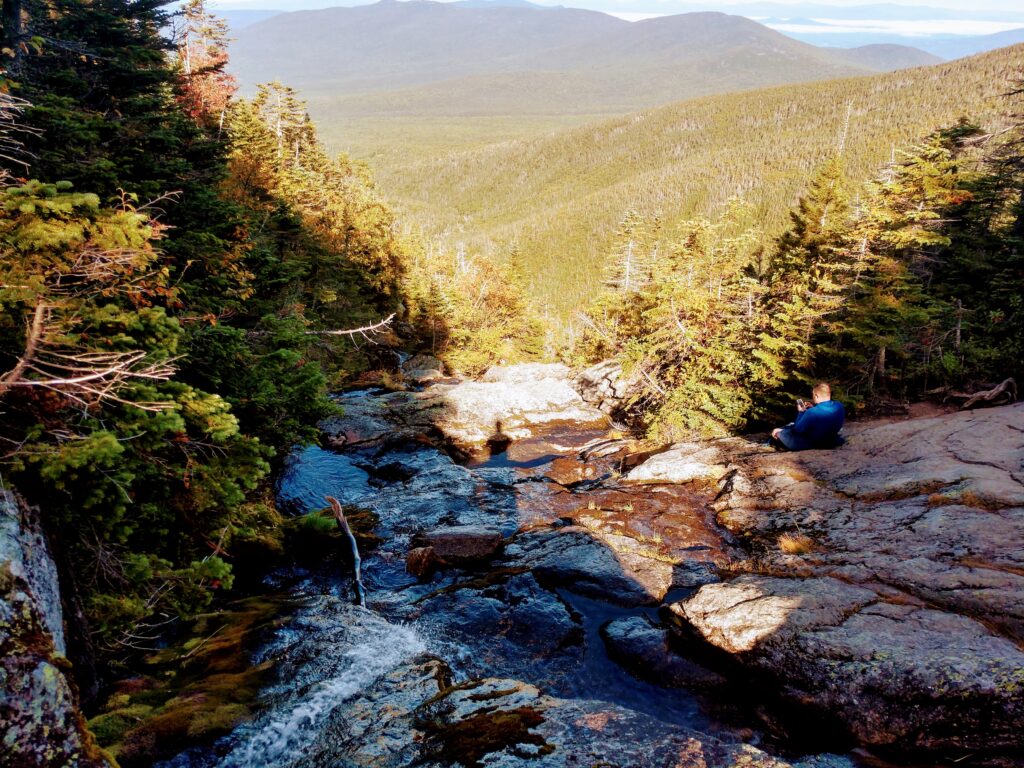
left=214, top=607, right=426, bottom=768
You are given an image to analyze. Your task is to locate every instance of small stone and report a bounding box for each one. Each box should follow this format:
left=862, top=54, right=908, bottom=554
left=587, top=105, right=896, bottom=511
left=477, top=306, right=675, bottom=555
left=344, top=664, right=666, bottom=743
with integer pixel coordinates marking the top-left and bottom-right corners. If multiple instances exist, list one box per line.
left=546, top=456, right=596, bottom=486
left=406, top=547, right=443, bottom=578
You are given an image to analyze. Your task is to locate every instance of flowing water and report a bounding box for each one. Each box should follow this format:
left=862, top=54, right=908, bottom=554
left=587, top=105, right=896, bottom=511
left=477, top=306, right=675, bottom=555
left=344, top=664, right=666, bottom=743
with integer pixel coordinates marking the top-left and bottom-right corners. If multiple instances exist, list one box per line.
left=163, top=387, right=860, bottom=768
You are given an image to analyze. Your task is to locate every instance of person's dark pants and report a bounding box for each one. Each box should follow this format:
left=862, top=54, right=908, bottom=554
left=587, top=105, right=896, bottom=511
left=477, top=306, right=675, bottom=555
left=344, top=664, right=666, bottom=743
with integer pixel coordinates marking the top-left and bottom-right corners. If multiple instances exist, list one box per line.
left=773, top=425, right=844, bottom=451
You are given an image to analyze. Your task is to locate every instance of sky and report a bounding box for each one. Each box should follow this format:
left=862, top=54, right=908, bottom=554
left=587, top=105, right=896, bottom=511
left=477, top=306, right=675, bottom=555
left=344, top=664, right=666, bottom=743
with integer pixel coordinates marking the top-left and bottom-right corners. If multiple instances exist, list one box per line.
left=206, top=0, right=1024, bottom=13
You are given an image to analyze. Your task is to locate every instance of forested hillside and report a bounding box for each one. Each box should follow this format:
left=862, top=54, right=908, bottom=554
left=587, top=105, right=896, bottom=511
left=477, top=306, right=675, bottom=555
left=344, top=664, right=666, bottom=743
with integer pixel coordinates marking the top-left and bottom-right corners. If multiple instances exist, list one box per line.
left=380, top=45, right=1024, bottom=317
left=572, top=114, right=1024, bottom=438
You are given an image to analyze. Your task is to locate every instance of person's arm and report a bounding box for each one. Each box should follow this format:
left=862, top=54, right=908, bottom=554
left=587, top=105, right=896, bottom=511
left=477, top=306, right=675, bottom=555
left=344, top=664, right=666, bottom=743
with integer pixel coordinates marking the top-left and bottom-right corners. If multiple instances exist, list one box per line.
left=792, top=405, right=817, bottom=434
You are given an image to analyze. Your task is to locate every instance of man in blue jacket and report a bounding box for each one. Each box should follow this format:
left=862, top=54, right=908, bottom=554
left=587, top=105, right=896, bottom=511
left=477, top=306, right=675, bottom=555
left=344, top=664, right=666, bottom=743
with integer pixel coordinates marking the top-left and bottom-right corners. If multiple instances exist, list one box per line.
left=771, top=382, right=845, bottom=451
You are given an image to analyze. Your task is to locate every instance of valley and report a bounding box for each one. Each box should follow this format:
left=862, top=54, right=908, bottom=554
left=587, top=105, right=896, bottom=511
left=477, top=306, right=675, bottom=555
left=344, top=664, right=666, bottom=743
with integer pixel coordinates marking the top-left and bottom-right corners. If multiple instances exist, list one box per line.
left=227, top=2, right=1024, bottom=317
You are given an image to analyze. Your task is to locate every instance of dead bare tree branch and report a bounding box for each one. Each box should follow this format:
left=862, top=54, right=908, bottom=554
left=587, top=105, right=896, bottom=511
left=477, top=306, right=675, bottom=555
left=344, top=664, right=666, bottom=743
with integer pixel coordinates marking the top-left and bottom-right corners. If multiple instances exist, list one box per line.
left=303, top=313, right=395, bottom=340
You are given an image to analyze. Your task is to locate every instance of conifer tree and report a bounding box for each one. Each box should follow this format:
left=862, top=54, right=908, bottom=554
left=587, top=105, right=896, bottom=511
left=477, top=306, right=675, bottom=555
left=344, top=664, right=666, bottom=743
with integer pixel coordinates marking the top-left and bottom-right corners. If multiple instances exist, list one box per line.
left=604, top=209, right=661, bottom=293
left=835, top=134, right=971, bottom=398
left=750, top=156, right=852, bottom=411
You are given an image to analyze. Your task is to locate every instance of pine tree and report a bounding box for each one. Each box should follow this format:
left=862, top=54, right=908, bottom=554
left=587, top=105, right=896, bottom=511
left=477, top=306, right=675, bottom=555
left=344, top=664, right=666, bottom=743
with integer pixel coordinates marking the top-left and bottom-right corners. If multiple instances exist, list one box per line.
left=834, top=134, right=972, bottom=399
left=750, top=156, right=853, bottom=413
left=604, top=210, right=661, bottom=293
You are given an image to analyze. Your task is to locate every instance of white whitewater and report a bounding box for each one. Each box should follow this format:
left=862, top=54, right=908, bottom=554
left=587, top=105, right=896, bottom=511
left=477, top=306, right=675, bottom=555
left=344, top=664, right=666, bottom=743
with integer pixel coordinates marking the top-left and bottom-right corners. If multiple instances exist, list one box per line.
left=217, top=609, right=425, bottom=768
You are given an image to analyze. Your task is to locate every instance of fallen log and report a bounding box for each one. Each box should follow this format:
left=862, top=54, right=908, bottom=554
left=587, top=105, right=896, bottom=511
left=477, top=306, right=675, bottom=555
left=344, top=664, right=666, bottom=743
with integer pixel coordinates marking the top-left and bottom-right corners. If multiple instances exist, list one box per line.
left=946, top=378, right=1017, bottom=410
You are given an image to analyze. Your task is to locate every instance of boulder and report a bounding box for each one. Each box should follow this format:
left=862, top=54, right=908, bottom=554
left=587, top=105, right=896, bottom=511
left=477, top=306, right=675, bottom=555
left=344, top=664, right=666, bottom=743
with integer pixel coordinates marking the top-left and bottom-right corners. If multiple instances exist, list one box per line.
left=402, top=353, right=446, bottom=385
left=572, top=359, right=639, bottom=417
left=670, top=575, right=1024, bottom=750
left=395, top=363, right=608, bottom=445
left=634, top=402, right=1024, bottom=754
left=601, top=616, right=725, bottom=689
left=0, top=490, right=110, bottom=768
left=478, top=362, right=571, bottom=384
left=412, top=525, right=505, bottom=565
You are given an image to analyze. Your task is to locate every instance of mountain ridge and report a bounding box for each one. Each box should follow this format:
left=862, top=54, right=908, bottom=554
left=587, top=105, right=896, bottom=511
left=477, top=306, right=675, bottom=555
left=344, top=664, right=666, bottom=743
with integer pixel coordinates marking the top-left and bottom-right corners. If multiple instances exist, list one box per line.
left=229, top=1, right=932, bottom=159
left=373, top=44, right=1023, bottom=316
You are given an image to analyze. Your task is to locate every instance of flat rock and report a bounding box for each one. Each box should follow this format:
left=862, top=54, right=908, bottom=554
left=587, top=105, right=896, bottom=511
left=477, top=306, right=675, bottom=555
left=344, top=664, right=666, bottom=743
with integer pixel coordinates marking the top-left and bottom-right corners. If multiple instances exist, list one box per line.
left=624, top=442, right=731, bottom=485
left=671, top=575, right=1024, bottom=750
left=396, top=363, right=608, bottom=445
left=635, top=403, right=1024, bottom=754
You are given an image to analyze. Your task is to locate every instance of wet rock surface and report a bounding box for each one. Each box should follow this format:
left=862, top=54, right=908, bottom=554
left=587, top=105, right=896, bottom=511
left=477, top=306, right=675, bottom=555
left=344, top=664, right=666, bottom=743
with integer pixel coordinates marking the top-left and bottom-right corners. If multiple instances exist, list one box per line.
left=632, top=402, right=1024, bottom=753
left=323, top=363, right=609, bottom=446
left=169, top=381, right=1024, bottom=768
left=602, top=616, right=726, bottom=689
left=0, top=490, right=109, bottom=768
left=172, top=596, right=850, bottom=768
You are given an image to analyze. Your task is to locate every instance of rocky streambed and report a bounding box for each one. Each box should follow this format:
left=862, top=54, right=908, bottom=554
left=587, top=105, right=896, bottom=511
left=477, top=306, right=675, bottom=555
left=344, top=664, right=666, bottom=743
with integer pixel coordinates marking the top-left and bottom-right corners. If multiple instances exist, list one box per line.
left=158, top=362, right=1023, bottom=768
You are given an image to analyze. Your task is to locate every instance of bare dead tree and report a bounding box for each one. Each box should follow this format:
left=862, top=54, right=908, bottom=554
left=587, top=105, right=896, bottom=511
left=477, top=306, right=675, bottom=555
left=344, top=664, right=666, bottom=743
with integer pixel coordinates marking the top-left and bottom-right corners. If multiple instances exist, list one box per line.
left=327, top=495, right=366, bottom=607
left=246, top=312, right=396, bottom=347
left=0, top=91, right=37, bottom=183
left=0, top=302, right=177, bottom=409
left=1, top=233, right=179, bottom=411
left=303, top=313, right=395, bottom=342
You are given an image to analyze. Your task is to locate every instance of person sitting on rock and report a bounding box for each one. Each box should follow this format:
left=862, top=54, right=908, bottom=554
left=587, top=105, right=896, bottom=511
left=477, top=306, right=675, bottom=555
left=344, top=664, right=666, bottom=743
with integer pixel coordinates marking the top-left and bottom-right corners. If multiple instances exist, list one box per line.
left=771, top=382, right=845, bottom=451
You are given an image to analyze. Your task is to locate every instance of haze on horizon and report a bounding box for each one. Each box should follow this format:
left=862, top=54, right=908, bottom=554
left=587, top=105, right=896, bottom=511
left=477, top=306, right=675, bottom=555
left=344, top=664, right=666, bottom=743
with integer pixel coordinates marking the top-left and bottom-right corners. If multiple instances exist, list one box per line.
left=204, top=0, right=1024, bottom=16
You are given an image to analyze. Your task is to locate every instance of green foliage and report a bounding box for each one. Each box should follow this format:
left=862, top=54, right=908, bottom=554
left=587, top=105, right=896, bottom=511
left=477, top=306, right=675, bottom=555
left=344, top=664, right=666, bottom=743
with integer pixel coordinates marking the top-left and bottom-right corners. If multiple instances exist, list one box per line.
left=0, top=0, right=418, bottom=664
left=0, top=182, right=273, bottom=653
left=377, top=45, right=1022, bottom=318
left=404, top=243, right=546, bottom=376
left=576, top=200, right=763, bottom=439
left=579, top=105, right=1024, bottom=437
left=749, top=156, right=853, bottom=414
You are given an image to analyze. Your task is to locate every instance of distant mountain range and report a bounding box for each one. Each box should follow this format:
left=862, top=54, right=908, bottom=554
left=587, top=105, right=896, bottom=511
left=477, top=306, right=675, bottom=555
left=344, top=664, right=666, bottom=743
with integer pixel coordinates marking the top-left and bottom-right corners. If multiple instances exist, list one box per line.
left=762, top=24, right=1024, bottom=57
left=215, top=1, right=1024, bottom=24
left=228, top=1, right=940, bottom=119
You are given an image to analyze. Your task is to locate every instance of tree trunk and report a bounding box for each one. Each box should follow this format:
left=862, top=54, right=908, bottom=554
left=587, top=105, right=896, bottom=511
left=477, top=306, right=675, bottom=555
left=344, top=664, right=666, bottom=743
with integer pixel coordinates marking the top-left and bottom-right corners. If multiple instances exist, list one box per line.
left=1012, top=187, right=1024, bottom=241
left=2, top=0, right=24, bottom=67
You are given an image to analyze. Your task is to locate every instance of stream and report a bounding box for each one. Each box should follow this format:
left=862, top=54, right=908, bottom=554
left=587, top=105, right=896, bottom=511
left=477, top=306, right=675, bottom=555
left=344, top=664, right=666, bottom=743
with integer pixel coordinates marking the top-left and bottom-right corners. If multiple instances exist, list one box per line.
left=159, top=385, right=863, bottom=768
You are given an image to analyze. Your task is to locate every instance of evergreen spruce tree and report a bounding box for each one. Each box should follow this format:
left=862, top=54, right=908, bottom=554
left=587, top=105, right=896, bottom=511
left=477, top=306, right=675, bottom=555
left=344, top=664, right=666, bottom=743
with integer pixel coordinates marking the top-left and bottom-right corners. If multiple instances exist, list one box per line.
left=750, top=156, right=852, bottom=413
left=834, top=134, right=972, bottom=399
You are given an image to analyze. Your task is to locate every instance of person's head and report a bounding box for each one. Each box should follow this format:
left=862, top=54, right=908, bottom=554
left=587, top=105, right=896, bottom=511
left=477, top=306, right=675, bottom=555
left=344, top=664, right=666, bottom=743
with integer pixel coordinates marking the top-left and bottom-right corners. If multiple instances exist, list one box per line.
left=812, top=382, right=831, bottom=404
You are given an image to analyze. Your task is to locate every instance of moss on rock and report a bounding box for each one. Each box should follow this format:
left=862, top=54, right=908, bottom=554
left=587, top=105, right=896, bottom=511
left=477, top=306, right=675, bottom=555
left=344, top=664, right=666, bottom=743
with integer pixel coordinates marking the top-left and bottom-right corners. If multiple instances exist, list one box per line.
left=89, top=595, right=290, bottom=767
